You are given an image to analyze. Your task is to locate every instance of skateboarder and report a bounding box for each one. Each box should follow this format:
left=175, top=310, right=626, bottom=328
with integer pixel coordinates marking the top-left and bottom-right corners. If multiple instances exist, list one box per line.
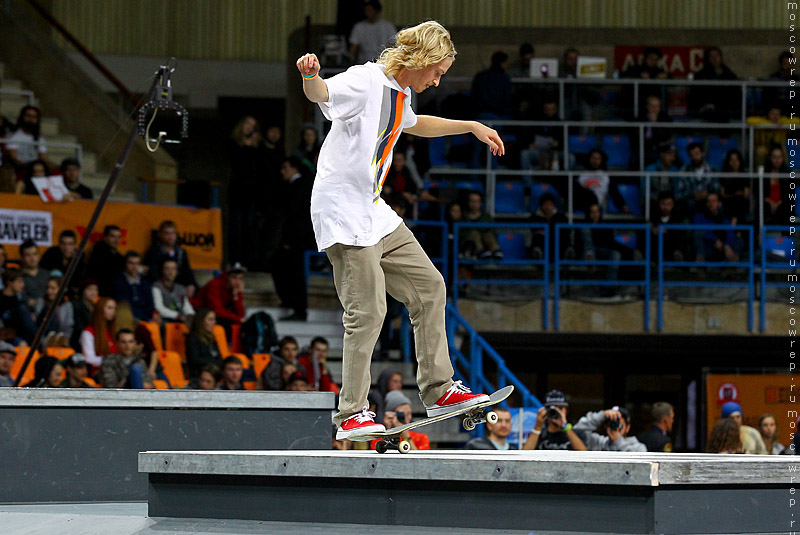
left=297, top=20, right=504, bottom=440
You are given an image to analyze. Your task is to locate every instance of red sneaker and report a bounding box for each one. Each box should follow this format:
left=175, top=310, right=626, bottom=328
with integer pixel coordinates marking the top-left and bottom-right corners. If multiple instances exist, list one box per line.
left=426, top=381, right=490, bottom=417
left=336, top=407, right=385, bottom=440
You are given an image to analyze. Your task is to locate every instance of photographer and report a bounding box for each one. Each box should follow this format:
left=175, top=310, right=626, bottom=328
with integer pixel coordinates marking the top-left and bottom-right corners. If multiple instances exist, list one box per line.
left=523, top=390, right=587, bottom=451
left=574, top=406, right=647, bottom=452
left=369, top=391, right=430, bottom=451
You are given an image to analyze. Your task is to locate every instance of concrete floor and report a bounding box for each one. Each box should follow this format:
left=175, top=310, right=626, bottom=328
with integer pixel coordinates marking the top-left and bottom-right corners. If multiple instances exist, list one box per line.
left=0, top=502, right=784, bottom=535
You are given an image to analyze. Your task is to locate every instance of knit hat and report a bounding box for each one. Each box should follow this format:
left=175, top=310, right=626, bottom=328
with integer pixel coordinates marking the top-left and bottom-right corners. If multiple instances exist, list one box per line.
left=0, top=341, right=15, bottom=355
left=384, top=390, right=412, bottom=412
left=721, top=401, right=742, bottom=419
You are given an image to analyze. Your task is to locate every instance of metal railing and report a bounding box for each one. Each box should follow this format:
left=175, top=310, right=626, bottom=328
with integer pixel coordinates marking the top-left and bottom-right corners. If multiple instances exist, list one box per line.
left=0, top=87, right=36, bottom=106
left=0, top=136, right=83, bottom=165
left=759, top=225, right=797, bottom=332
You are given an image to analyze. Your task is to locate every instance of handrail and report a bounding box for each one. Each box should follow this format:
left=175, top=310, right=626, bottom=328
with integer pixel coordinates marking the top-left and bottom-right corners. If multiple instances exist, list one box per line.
left=0, top=136, right=83, bottom=164
left=445, top=303, right=541, bottom=409
left=0, top=88, right=36, bottom=106
left=24, top=0, right=137, bottom=108
left=760, top=225, right=797, bottom=332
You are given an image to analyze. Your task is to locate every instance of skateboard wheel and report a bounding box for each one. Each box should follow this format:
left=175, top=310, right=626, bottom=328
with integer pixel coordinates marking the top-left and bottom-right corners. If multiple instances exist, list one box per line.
left=486, top=411, right=498, bottom=425
left=376, top=440, right=389, bottom=454
left=462, top=417, right=476, bottom=431
left=398, top=440, right=411, bottom=454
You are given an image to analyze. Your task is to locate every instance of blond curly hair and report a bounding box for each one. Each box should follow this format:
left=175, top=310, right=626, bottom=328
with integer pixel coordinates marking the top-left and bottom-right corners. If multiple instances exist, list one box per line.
left=377, top=21, right=456, bottom=77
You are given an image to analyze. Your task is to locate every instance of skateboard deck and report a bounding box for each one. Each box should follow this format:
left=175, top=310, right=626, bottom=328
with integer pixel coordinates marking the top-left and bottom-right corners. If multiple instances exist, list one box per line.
left=350, top=385, right=514, bottom=453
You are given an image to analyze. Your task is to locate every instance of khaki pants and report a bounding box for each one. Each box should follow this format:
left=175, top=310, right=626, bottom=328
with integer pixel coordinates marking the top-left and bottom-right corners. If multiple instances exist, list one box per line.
left=326, top=223, right=454, bottom=426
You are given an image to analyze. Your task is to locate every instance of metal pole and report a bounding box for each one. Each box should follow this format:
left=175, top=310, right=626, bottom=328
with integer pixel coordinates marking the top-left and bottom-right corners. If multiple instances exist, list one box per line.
left=554, top=223, right=561, bottom=330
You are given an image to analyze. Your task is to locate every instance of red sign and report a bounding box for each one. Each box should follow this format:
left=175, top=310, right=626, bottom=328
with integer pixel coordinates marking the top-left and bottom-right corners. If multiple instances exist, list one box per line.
left=614, top=46, right=706, bottom=79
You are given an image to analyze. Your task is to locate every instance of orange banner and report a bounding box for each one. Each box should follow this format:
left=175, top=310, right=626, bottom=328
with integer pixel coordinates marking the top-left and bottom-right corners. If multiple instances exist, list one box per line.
left=0, top=193, right=222, bottom=270
left=705, top=372, right=793, bottom=449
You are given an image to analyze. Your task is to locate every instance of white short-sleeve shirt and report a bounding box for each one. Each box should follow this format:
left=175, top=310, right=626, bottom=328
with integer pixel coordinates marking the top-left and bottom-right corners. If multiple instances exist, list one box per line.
left=6, top=129, right=47, bottom=164
left=349, top=20, right=397, bottom=64
left=312, top=62, right=417, bottom=251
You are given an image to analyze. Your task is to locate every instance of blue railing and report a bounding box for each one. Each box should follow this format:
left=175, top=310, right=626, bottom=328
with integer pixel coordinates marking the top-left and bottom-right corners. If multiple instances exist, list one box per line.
left=554, top=223, right=650, bottom=331
left=760, top=225, right=796, bottom=332
left=452, top=222, right=549, bottom=328
left=657, top=224, right=755, bottom=332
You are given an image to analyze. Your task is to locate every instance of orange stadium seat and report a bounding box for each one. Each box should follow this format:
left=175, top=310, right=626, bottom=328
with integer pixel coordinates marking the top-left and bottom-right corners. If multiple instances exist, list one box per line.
left=46, top=347, right=75, bottom=360
left=164, top=322, right=189, bottom=360
left=139, top=321, right=164, bottom=352
left=11, top=347, right=40, bottom=386
left=156, top=350, right=189, bottom=388
left=152, top=379, right=170, bottom=390
left=252, top=353, right=271, bottom=378
left=213, top=324, right=231, bottom=357
left=230, top=352, right=251, bottom=369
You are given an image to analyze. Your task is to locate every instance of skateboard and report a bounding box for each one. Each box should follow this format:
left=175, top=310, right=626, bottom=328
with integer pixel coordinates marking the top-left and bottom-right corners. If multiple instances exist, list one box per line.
left=350, top=385, right=514, bottom=454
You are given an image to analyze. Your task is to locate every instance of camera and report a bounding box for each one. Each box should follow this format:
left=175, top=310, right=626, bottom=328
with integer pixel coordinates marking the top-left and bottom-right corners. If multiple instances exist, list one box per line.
left=546, top=406, right=561, bottom=420
left=607, top=418, right=622, bottom=431
left=395, top=410, right=407, bottom=424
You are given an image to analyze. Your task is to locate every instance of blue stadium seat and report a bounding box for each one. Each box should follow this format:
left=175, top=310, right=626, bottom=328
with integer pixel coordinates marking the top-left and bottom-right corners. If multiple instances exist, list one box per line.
left=707, top=137, right=738, bottom=169
left=601, top=134, right=632, bottom=169
left=497, top=232, right=527, bottom=260
left=607, top=184, right=642, bottom=216
left=455, top=180, right=484, bottom=193
left=568, top=135, right=598, bottom=156
left=529, top=182, right=561, bottom=211
left=675, top=136, right=704, bottom=160
left=428, top=137, right=449, bottom=166
left=613, top=232, right=638, bottom=250
left=494, top=181, right=527, bottom=214
left=764, top=235, right=795, bottom=259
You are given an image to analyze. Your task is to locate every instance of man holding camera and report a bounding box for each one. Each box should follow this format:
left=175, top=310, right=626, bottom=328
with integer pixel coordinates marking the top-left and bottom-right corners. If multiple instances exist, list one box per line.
left=369, top=390, right=430, bottom=451
left=573, top=406, right=647, bottom=452
left=523, top=390, right=587, bottom=451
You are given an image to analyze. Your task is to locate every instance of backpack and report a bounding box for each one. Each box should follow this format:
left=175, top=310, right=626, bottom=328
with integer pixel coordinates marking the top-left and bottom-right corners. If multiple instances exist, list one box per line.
left=240, top=311, right=278, bottom=357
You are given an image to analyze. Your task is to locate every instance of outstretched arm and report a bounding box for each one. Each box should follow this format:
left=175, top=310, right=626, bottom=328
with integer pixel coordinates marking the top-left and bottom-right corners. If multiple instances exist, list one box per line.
left=297, top=53, right=329, bottom=103
left=405, top=116, right=505, bottom=156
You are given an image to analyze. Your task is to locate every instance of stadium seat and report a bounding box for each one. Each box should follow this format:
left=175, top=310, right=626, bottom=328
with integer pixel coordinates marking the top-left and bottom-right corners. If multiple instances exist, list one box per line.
left=11, top=347, right=40, bottom=386
left=455, top=180, right=484, bottom=193
left=613, top=232, right=638, bottom=250
left=165, top=322, right=188, bottom=360
left=763, top=235, right=795, bottom=259
left=213, top=325, right=232, bottom=357
left=46, top=347, right=75, bottom=360
left=231, top=324, right=242, bottom=353
left=428, top=137, right=448, bottom=166
left=494, top=181, right=527, bottom=214
left=675, top=136, right=704, bottom=160
left=707, top=137, right=738, bottom=169
left=529, top=182, right=561, bottom=211
left=138, top=321, right=164, bottom=352
left=84, top=377, right=99, bottom=388
left=252, top=353, right=271, bottom=378
left=152, top=379, right=170, bottom=390
left=230, top=352, right=252, bottom=369
left=497, top=232, right=527, bottom=260
left=156, top=350, right=189, bottom=388
left=601, top=135, right=632, bottom=169
left=607, top=184, right=643, bottom=216
left=568, top=135, right=598, bottom=156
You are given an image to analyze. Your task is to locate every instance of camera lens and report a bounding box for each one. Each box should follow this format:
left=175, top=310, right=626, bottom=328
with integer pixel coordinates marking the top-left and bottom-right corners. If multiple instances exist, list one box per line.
left=547, top=407, right=560, bottom=419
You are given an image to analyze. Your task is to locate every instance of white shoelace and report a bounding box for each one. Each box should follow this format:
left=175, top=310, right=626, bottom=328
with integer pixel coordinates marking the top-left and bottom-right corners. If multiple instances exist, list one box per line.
left=441, top=380, right=472, bottom=404
left=350, top=406, right=377, bottom=424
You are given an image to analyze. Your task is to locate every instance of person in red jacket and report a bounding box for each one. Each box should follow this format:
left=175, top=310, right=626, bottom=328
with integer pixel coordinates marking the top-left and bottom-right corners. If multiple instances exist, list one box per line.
left=296, top=336, right=340, bottom=394
left=191, top=263, right=246, bottom=339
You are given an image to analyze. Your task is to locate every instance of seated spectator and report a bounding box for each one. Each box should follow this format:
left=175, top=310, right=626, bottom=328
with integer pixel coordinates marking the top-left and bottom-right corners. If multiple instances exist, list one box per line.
left=529, top=193, right=571, bottom=261
left=523, top=390, right=587, bottom=451
left=19, top=239, right=50, bottom=315
left=0, top=268, right=37, bottom=344
left=691, top=47, right=739, bottom=122
left=641, top=96, right=672, bottom=165
left=637, top=401, right=675, bottom=452
left=765, top=50, right=799, bottom=116
left=621, top=47, right=669, bottom=116
left=382, top=151, right=419, bottom=206
left=576, top=149, right=628, bottom=213
left=22, top=355, right=62, bottom=388
left=113, top=251, right=158, bottom=323
left=579, top=204, right=625, bottom=295
left=763, top=146, right=792, bottom=225
left=197, top=363, right=221, bottom=390
left=259, top=336, right=305, bottom=391
left=296, top=336, right=340, bottom=394
left=706, top=418, right=742, bottom=454
left=759, top=413, right=785, bottom=455
left=186, top=307, right=222, bottom=381
left=465, top=406, right=512, bottom=450
left=650, top=192, right=687, bottom=262
left=60, top=158, right=93, bottom=200
left=292, top=124, right=321, bottom=173
left=370, top=367, right=404, bottom=423
left=471, top=51, right=512, bottom=121
left=721, top=401, right=768, bottom=454
left=747, top=106, right=799, bottom=166
left=36, top=275, right=64, bottom=339
left=20, top=159, right=48, bottom=195
left=40, top=230, right=83, bottom=298
left=217, top=356, right=244, bottom=390
left=510, top=42, right=534, bottom=78
left=6, top=106, right=52, bottom=189
left=692, top=192, right=742, bottom=262
left=152, top=259, right=194, bottom=324
left=461, top=191, right=503, bottom=260
left=57, top=278, right=97, bottom=349
left=520, top=100, right=567, bottom=173
left=79, top=297, right=118, bottom=372
left=190, top=263, right=245, bottom=339
left=59, top=353, right=93, bottom=388
left=370, top=391, right=430, bottom=451
left=645, top=143, right=679, bottom=204
left=143, top=220, right=197, bottom=297
left=676, top=142, right=718, bottom=214
left=99, top=329, right=157, bottom=389
left=285, top=370, right=313, bottom=391
left=573, top=406, right=647, bottom=452
left=0, top=341, right=16, bottom=387
left=84, top=225, right=125, bottom=297
left=719, top=149, right=749, bottom=226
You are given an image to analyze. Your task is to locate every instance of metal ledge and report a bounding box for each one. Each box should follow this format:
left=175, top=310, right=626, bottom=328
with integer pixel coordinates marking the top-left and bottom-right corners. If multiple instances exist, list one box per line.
left=0, top=388, right=335, bottom=409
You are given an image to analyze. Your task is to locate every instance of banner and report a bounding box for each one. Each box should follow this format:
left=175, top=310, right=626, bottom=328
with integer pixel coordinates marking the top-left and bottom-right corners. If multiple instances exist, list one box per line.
left=613, top=45, right=706, bottom=79
left=0, top=194, right=222, bottom=270
left=704, top=372, right=793, bottom=449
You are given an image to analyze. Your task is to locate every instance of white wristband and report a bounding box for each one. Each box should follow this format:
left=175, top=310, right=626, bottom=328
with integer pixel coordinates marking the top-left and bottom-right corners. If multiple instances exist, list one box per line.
left=531, top=429, right=541, bottom=435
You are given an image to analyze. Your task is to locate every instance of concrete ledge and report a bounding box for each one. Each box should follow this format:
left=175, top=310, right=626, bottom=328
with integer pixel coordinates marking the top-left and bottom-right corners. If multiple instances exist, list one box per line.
left=0, top=388, right=334, bottom=409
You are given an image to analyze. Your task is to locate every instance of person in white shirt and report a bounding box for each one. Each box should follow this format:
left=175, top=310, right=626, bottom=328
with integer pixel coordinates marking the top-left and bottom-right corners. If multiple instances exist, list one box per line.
left=7, top=106, right=52, bottom=192
left=348, top=0, right=397, bottom=65
left=297, top=20, right=503, bottom=440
